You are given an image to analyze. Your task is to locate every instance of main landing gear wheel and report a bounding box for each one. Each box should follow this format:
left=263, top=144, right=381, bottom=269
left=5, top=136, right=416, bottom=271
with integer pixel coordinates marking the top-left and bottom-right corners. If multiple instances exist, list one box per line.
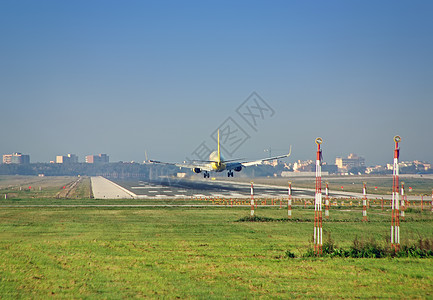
left=227, top=171, right=234, bottom=177
left=203, top=172, right=210, bottom=178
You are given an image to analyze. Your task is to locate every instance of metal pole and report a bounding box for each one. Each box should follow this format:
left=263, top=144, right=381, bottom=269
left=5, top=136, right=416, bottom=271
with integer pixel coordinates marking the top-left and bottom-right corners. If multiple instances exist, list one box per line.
left=401, top=182, right=405, bottom=220
left=391, top=136, right=401, bottom=251
left=250, top=182, right=255, bottom=217
left=314, top=137, right=323, bottom=256
left=288, top=182, right=292, bottom=218
left=325, top=182, right=330, bottom=219
left=363, top=182, right=368, bottom=221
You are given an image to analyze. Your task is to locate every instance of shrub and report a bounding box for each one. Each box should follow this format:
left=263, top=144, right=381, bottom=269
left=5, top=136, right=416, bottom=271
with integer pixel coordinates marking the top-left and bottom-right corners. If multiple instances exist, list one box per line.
left=350, top=236, right=388, bottom=258
left=285, top=250, right=296, bottom=258
left=236, top=215, right=274, bottom=222
left=298, top=236, right=433, bottom=258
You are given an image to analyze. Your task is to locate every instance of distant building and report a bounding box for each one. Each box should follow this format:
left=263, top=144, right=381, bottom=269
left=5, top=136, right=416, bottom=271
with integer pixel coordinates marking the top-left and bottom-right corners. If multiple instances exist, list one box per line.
left=85, top=154, right=109, bottom=164
left=366, top=165, right=387, bottom=174
left=386, top=160, right=432, bottom=172
left=291, top=160, right=337, bottom=174
left=56, top=154, right=78, bottom=164
left=263, top=160, right=279, bottom=167
left=2, top=152, right=30, bottom=164
left=414, top=161, right=432, bottom=171
left=293, top=160, right=314, bottom=172
left=335, top=153, right=365, bottom=172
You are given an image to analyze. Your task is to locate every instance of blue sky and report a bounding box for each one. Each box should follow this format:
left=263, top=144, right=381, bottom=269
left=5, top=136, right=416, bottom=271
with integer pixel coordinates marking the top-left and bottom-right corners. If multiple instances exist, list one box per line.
left=1, top=1, right=432, bottom=165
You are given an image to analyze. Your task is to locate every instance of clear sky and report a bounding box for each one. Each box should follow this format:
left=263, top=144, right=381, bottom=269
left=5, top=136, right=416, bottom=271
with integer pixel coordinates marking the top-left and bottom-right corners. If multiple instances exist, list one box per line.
left=1, top=0, right=432, bottom=165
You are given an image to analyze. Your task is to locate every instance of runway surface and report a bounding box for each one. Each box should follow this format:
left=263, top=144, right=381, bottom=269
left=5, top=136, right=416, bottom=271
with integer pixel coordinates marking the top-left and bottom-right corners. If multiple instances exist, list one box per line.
left=91, top=176, right=135, bottom=199
left=114, top=177, right=364, bottom=199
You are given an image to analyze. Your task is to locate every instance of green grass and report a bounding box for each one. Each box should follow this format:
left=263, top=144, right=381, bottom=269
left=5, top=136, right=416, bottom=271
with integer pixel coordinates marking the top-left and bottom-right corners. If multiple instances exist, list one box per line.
left=0, top=176, right=86, bottom=200
left=0, top=175, right=433, bottom=297
left=230, top=175, right=433, bottom=195
left=1, top=207, right=433, bottom=298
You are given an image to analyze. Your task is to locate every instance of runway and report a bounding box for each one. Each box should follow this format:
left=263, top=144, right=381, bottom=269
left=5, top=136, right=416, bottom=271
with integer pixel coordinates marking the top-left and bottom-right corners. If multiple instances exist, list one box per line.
left=113, top=177, right=364, bottom=199
left=91, top=176, right=136, bottom=199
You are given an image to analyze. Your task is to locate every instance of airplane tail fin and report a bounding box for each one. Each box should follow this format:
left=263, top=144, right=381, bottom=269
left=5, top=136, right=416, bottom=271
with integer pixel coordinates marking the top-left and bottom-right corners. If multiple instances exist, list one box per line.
left=217, top=129, right=221, bottom=165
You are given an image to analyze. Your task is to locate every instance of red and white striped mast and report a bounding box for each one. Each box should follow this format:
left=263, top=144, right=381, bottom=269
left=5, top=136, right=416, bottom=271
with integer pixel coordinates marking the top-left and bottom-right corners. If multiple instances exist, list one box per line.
left=314, top=137, right=323, bottom=256
left=288, top=182, right=292, bottom=218
left=391, top=136, right=401, bottom=251
left=363, top=182, right=368, bottom=222
left=250, top=182, right=255, bottom=217
left=325, top=182, right=330, bottom=219
left=400, top=182, right=406, bottom=220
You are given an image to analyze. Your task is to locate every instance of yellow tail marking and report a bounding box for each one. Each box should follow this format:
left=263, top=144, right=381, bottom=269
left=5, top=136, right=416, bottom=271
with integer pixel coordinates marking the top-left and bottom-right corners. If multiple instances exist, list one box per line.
left=217, top=129, right=221, bottom=164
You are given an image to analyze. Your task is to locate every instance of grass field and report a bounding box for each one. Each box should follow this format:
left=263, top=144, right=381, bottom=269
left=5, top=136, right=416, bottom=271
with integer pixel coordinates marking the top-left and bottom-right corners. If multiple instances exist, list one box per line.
left=0, top=175, right=91, bottom=200
left=230, top=174, right=433, bottom=196
left=1, top=176, right=433, bottom=298
left=1, top=206, right=433, bottom=298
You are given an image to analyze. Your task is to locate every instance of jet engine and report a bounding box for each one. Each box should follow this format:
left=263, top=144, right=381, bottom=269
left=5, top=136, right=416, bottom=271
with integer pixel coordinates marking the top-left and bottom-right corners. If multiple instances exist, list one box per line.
left=192, top=168, right=202, bottom=173
left=234, top=166, right=242, bottom=172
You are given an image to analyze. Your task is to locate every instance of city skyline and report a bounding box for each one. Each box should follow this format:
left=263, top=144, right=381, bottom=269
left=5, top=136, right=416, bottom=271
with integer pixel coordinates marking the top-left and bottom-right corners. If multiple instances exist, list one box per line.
left=2, top=150, right=432, bottom=172
left=1, top=1, right=432, bottom=165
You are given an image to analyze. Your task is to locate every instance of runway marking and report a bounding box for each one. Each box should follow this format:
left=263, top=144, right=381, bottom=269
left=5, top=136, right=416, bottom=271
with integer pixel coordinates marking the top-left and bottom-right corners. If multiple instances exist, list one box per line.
left=118, top=179, right=364, bottom=200
left=193, top=194, right=207, bottom=197
left=131, top=186, right=161, bottom=189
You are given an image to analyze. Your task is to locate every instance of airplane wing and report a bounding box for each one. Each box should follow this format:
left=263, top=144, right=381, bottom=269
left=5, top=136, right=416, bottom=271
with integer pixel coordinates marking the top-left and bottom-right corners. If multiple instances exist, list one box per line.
left=149, top=160, right=213, bottom=171
left=150, top=144, right=291, bottom=175
left=239, top=145, right=292, bottom=167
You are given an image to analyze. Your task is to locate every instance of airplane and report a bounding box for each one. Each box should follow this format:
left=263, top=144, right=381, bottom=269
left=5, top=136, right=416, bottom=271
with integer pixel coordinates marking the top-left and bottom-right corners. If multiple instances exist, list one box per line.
left=149, top=130, right=292, bottom=178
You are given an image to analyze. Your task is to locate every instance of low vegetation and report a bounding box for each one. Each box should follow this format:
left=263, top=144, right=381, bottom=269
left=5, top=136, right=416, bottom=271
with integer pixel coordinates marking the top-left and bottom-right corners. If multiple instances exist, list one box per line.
left=301, top=234, right=433, bottom=258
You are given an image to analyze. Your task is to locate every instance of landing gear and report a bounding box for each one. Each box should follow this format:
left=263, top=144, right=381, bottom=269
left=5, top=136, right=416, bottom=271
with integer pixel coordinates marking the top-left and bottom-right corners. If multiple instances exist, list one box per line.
left=227, top=171, right=234, bottom=177
left=203, top=171, right=210, bottom=178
